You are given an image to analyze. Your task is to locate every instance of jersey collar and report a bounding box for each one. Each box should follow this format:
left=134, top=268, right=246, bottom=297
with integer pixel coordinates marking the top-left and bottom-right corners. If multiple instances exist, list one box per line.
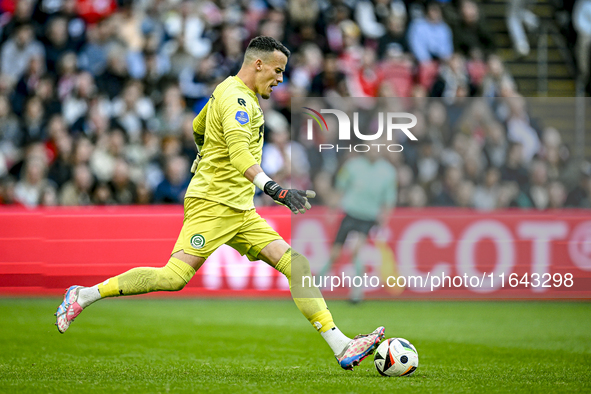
left=233, top=76, right=257, bottom=99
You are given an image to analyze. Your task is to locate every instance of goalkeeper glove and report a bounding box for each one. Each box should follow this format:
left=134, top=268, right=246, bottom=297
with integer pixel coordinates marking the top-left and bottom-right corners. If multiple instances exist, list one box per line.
left=263, top=181, right=316, bottom=214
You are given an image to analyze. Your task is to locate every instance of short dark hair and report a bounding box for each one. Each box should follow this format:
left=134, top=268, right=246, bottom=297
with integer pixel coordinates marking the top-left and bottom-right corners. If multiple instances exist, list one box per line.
left=245, top=36, right=290, bottom=59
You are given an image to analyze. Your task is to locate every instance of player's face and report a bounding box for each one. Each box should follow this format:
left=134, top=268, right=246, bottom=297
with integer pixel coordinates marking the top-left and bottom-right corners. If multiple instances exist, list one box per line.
left=258, top=50, right=288, bottom=99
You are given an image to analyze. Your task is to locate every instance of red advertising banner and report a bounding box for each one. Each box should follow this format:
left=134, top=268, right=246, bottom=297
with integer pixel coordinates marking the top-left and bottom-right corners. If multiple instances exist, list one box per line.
left=0, top=206, right=590, bottom=298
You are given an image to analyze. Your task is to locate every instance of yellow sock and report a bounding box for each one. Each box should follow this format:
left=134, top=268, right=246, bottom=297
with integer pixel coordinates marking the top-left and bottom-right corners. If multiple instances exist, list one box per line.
left=97, top=257, right=195, bottom=298
left=275, top=248, right=336, bottom=333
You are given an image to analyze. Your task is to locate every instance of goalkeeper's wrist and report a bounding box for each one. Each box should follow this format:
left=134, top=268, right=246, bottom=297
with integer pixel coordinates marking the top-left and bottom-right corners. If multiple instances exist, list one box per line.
left=253, top=172, right=273, bottom=191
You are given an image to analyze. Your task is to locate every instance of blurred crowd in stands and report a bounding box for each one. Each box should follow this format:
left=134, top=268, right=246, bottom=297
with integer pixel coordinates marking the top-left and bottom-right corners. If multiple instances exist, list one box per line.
left=0, top=0, right=589, bottom=209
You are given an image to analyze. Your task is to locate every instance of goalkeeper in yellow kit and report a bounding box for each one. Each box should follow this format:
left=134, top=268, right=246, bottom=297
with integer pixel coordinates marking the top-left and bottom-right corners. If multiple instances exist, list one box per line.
left=54, top=36, right=384, bottom=370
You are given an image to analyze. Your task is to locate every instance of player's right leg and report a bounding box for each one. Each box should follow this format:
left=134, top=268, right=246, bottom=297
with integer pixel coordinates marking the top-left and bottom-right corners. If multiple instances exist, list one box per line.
left=55, top=197, right=235, bottom=333
left=55, top=252, right=202, bottom=333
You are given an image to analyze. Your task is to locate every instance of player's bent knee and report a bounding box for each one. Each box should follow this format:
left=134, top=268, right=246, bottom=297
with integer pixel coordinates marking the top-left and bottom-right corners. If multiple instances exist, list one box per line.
left=291, top=250, right=312, bottom=279
left=162, top=257, right=196, bottom=291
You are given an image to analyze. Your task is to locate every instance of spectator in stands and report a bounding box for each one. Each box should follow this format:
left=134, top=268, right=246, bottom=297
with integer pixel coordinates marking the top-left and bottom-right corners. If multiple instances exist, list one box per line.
left=111, top=80, right=154, bottom=143
left=482, top=121, right=508, bottom=169
left=48, top=131, right=73, bottom=189
left=565, top=162, right=591, bottom=207
left=62, top=71, right=96, bottom=128
left=0, top=95, right=20, bottom=164
left=96, top=45, right=129, bottom=99
left=407, top=184, right=428, bottom=208
left=59, top=163, right=94, bottom=205
left=92, top=182, right=114, bottom=205
left=78, top=19, right=116, bottom=77
left=39, top=183, right=58, bottom=206
left=430, top=53, right=475, bottom=99
left=161, top=1, right=212, bottom=67
left=142, top=48, right=173, bottom=107
left=90, top=129, right=125, bottom=182
left=377, top=10, right=408, bottom=60
left=452, top=0, right=495, bottom=57
left=153, top=155, right=190, bottom=204
left=415, top=138, right=440, bottom=188
left=506, top=0, right=539, bottom=56
left=109, top=158, right=137, bottom=205
left=19, top=96, right=47, bottom=148
left=60, top=0, right=87, bottom=51
left=43, top=16, right=77, bottom=74
left=15, top=155, right=48, bottom=207
left=511, top=160, right=549, bottom=209
left=473, top=166, right=501, bottom=210
left=501, top=143, right=529, bottom=187
left=310, top=53, right=348, bottom=97
left=407, top=1, right=453, bottom=64
left=432, top=165, right=463, bottom=206
left=347, top=47, right=381, bottom=97
left=547, top=180, right=567, bottom=209
left=463, top=149, right=485, bottom=185
left=72, top=136, right=94, bottom=167
left=154, top=85, right=186, bottom=136
left=36, top=75, right=62, bottom=121
left=540, top=127, right=569, bottom=182
left=0, top=23, right=45, bottom=87
left=290, top=43, right=324, bottom=92
left=456, top=180, right=475, bottom=208
left=573, top=0, right=591, bottom=80
left=56, top=52, right=79, bottom=102
left=0, top=176, right=19, bottom=205
left=217, top=24, right=245, bottom=76
left=12, top=55, right=46, bottom=115
left=0, top=0, right=38, bottom=44
left=178, top=54, right=219, bottom=110
left=395, top=164, right=414, bottom=206
left=378, top=43, right=414, bottom=97
left=482, top=54, right=515, bottom=98
left=505, top=97, right=541, bottom=164
left=355, top=0, right=404, bottom=40
left=115, top=2, right=146, bottom=79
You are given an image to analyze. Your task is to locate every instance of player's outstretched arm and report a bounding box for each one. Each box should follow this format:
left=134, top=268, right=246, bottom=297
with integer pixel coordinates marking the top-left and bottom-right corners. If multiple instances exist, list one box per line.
left=246, top=165, right=315, bottom=214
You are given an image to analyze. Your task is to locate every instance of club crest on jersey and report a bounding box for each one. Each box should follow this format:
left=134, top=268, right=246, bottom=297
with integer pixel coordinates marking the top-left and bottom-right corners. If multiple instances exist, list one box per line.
left=190, top=234, right=206, bottom=249
left=235, top=110, right=249, bottom=125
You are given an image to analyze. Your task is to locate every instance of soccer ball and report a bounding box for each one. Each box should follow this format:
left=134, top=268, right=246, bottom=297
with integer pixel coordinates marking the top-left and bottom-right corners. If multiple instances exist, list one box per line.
left=374, top=338, right=419, bottom=377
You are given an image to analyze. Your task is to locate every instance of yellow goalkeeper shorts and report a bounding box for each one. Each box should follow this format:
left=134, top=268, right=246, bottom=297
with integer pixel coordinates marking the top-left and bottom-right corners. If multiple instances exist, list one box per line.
left=172, top=197, right=282, bottom=260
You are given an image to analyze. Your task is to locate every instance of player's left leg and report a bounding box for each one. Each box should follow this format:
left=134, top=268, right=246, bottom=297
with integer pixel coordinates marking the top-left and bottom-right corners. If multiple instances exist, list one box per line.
left=258, top=239, right=384, bottom=370
left=317, top=215, right=354, bottom=279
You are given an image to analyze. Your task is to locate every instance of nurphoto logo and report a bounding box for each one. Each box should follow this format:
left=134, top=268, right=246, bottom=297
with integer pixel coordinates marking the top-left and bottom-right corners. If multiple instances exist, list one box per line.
left=303, top=107, right=418, bottom=153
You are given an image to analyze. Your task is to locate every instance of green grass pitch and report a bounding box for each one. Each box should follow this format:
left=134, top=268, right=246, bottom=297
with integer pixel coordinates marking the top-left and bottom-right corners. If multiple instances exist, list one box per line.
left=0, top=298, right=590, bottom=393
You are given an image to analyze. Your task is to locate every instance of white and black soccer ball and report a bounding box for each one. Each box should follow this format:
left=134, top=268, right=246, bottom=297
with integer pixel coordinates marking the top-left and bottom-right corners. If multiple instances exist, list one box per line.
left=374, top=337, right=419, bottom=377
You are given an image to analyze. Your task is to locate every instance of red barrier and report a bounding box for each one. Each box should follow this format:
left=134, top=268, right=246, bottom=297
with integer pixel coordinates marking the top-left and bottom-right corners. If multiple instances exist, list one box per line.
left=1, top=206, right=590, bottom=299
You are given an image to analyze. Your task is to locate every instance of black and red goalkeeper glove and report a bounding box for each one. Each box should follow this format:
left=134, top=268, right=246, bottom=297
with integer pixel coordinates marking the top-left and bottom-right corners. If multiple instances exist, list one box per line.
left=263, top=181, right=316, bottom=214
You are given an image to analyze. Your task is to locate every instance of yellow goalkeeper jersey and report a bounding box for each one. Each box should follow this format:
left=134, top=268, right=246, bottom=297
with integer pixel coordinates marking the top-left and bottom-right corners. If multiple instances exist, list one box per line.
left=186, top=76, right=265, bottom=211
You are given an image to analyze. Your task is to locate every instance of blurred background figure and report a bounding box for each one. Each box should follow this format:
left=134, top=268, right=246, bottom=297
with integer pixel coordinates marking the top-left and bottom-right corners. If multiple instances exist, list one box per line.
left=318, top=148, right=397, bottom=303
left=153, top=155, right=189, bottom=204
left=506, top=0, right=539, bottom=56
